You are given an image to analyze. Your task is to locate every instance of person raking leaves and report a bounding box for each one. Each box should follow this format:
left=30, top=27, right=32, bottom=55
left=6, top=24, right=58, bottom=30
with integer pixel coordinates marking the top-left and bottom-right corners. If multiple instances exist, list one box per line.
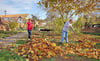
left=61, top=19, right=76, bottom=43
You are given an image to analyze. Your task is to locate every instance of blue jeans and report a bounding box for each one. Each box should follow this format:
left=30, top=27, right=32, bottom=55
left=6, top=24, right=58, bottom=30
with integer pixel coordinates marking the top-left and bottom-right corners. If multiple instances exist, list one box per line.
left=28, top=30, right=32, bottom=39
left=61, top=30, right=68, bottom=43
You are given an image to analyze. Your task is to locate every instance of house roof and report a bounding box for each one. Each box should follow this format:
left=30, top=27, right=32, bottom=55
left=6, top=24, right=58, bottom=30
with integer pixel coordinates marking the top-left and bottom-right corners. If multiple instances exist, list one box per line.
left=0, top=14, right=29, bottom=18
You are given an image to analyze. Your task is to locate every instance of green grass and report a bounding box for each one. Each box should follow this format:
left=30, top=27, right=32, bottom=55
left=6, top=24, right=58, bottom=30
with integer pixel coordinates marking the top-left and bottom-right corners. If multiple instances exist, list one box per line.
left=95, top=43, right=100, bottom=49
left=16, top=40, right=27, bottom=44
left=17, top=28, right=27, bottom=32
left=0, top=31, right=18, bottom=39
left=15, top=36, right=28, bottom=47
left=0, top=31, right=18, bottom=34
left=66, top=54, right=100, bottom=61
left=82, top=32, right=100, bottom=36
left=0, top=30, right=27, bottom=39
left=93, top=37, right=100, bottom=39
left=0, top=49, right=26, bottom=61
left=0, top=36, right=28, bottom=61
left=15, top=40, right=28, bottom=47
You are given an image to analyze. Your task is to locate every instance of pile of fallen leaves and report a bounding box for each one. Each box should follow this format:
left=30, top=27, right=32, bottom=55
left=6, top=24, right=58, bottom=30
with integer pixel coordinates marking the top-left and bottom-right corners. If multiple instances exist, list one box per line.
left=64, top=40, right=100, bottom=59
left=15, top=36, right=100, bottom=61
left=15, top=37, right=67, bottom=61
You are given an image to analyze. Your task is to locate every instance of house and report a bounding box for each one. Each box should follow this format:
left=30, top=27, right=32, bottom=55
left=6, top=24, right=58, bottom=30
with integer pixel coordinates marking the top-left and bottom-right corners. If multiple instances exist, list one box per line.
left=0, top=14, right=29, bottom=21
left=0, top=14, right=29, bottom=31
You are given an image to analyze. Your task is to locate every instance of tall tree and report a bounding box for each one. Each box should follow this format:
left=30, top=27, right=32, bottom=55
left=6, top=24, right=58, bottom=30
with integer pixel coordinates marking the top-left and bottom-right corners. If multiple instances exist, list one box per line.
left=38, top=0, right=100, bottom=19
left=37, top=0, right=100, bottom=33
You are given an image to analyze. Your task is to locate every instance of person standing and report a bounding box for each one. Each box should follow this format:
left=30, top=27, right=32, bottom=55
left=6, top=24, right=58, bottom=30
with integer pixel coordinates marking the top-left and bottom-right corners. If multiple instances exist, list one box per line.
left=61, top=19, right=75, bottom=43
left=27, top=19, right=34, bottom=39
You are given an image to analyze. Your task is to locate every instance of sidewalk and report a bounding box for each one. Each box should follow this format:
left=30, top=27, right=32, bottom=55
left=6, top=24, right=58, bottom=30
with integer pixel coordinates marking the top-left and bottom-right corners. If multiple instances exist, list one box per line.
left=0, top=32, right=27, bottom=48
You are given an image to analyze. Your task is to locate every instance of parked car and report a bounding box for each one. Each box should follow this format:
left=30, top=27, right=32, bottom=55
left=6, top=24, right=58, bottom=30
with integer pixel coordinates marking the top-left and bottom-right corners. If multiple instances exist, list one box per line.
left=92, top=24, right=100, bottom=28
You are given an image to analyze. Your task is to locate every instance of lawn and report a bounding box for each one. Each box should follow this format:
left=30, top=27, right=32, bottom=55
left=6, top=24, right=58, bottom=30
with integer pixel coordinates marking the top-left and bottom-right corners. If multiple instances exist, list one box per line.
left=0, top=31, right=100, bottom=61
left=0, top=49, right=25, bottom=61
left=0, top=36, right=28, bottom=61
left=82, top=32, right=100, bottom=36
left=0, top=31, right=18, bottom=39
left=0, top=29, right=27, bottom=39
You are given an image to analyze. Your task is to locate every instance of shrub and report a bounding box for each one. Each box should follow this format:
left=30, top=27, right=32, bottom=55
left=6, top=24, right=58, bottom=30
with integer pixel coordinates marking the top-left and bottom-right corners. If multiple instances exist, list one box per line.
left=72, top=17, right=83, bottom=33
left=9, top=21, right=19, bottom=31
left=52, top=18, right=69, bottom=33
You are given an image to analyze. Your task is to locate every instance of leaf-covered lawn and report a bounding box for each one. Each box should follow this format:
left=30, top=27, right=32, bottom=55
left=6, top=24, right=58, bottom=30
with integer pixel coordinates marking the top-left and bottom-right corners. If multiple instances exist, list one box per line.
left=0, top=31, right=100, bottom=61
left=14, top=35, right=100, bottom=61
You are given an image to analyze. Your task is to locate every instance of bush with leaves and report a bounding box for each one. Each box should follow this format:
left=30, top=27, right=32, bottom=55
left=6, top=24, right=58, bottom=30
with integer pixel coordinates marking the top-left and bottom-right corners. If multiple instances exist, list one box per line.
left=50, top=18, right=65, bottom=33
left=73, top=18, right=83, bottom=33
left=9, top=21, right=19, bottom=31
left=51, top=17, right=83, bottom=36
left=50, top=17, right=74, bottom=36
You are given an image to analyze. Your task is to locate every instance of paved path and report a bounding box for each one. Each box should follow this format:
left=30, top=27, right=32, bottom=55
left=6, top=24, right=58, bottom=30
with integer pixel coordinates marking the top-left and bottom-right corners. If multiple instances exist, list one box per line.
left=0, top=32, right=27, bottom=48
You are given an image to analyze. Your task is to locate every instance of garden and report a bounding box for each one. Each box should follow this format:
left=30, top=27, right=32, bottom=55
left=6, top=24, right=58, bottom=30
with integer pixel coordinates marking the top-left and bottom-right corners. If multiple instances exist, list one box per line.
left=0, top=0, right=100, bottom=61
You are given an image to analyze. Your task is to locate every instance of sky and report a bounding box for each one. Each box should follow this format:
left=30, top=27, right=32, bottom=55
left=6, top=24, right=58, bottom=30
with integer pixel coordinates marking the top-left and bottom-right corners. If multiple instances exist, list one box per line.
left=1, top=0, right=99, bottom=20
left=0, top=0, right=47, bottom=19
left=0, top=0, right=88, bottom=21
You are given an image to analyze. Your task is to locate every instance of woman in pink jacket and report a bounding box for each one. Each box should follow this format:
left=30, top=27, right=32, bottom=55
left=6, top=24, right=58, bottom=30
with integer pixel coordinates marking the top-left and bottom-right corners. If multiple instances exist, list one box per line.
left=27, top=19, right=34, bottom=39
